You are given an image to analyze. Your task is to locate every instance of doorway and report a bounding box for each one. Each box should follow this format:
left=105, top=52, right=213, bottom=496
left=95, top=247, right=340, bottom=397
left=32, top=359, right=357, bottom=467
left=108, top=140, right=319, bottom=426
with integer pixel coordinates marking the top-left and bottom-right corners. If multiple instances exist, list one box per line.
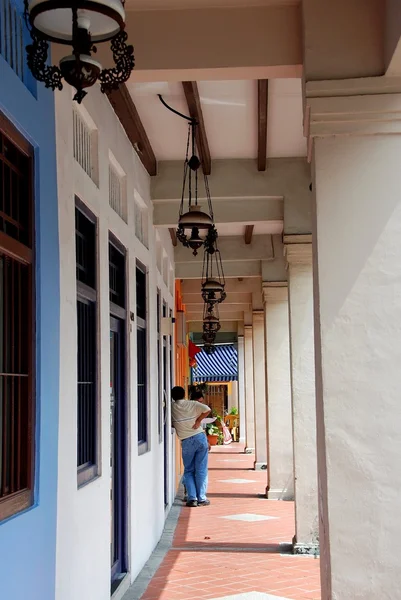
left=163, top=302, right=168, bottom=507
left=110, top=317, right=127, bottom=591
left=109, top=239, right=127, bottom=594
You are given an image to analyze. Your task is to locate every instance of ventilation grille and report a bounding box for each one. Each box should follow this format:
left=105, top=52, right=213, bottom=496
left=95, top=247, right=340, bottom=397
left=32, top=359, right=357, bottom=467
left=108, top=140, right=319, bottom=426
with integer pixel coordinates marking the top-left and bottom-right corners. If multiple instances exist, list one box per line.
left=73, top=110, right=94, bottom=180
left=109, top=164, right=127, bottom=223
left=0, top=0, right=24, bottom=82
left=135, top=202, right=148, bottom=248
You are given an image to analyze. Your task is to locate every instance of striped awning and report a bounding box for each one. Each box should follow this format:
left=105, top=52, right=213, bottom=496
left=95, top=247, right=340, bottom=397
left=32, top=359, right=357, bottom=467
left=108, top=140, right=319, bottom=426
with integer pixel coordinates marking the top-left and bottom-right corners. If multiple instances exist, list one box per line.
left=193, top=344, right=238, bottom=382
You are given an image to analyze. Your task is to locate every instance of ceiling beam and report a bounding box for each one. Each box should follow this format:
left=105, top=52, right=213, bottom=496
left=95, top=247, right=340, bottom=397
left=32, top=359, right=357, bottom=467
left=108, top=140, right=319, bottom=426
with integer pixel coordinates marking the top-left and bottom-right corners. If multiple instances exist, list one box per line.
left=244, top=225, right=254, bottom=245
left=182, top=81, right=211, bottom=176
left=257, top=80, right=268, bottom=172
left=106, top=84, right=157, bottom=177
left=168, top=228, right=177, bottom=247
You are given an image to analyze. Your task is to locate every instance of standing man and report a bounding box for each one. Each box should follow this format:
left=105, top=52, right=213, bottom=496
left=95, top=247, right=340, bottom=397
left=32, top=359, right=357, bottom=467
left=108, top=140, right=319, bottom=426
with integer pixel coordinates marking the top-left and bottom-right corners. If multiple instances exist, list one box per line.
left=171, top=386, right=211, bottom=507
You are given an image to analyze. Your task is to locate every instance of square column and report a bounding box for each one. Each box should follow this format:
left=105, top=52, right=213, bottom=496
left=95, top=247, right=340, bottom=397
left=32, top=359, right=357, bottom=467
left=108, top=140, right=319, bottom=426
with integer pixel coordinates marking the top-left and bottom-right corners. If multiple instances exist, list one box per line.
left=263, top=283, right=294, bottom=499
left=307, top=87, right=401, bottom=599
left=243, top=325, right=255, bottom=453
left=237, top=335, right=246, bottom=444
left=252, top=311, right=268, bottom=469
left=285, top=240, right=318, bottom=554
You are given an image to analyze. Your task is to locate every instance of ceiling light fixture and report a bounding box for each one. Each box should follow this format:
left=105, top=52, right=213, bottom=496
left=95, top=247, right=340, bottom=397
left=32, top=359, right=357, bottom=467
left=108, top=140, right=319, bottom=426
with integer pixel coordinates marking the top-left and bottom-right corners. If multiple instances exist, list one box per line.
left=201, top=241, right=226, bottom=305
left=158, top=94, right=217, bottom=256
left=24, top=0, right=134, bottom=103
left=203, top=302, right=221, bottom=337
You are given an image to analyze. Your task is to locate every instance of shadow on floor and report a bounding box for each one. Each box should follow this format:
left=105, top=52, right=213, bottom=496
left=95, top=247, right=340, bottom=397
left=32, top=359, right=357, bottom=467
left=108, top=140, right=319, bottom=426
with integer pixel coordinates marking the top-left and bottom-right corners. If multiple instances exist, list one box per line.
left=171, top=542, right=293, bottom=554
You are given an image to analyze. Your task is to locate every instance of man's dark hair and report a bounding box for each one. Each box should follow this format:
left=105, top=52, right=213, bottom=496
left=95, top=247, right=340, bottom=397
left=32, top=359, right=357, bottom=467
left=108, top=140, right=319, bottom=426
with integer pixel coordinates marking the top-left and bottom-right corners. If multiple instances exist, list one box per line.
left=171, top=386, right=185, bottom=401
left=190, top=390, right=203, bottom=401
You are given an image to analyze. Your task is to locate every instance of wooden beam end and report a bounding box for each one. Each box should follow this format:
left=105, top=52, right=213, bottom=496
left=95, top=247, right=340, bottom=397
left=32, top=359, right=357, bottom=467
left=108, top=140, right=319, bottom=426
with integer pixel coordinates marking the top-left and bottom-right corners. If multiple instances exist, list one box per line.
left=244, top=225, right=254, bottom=245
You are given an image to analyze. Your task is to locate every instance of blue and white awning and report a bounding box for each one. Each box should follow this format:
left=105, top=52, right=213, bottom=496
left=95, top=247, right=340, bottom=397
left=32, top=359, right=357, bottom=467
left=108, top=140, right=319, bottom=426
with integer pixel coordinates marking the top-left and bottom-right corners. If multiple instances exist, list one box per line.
left=193, top=344, right=238, bottom=382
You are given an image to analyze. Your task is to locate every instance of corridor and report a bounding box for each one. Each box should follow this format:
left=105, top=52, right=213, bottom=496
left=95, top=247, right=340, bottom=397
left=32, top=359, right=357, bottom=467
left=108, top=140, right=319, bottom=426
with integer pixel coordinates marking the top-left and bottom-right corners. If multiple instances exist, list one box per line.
left=128, top=446, right=321, bottom=600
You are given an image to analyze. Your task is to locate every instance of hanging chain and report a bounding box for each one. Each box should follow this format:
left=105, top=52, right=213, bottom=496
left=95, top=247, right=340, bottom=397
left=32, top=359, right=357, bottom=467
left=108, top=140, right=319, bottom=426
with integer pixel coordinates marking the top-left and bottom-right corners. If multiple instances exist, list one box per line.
left=179, top=124, right=191, bottom=216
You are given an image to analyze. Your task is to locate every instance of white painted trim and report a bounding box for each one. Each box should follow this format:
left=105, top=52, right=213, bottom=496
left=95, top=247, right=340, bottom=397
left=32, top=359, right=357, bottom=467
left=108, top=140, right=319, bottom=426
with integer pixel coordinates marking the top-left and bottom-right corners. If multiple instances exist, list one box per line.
left=262, top=282, right=288, bottom=303
left=284, top=243, right=312, bottom=266
left=306, top=76, right=401, bottom=98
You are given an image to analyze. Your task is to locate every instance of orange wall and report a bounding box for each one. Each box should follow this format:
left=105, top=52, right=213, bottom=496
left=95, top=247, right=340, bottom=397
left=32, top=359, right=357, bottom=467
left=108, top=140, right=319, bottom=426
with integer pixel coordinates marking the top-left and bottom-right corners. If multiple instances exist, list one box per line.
left=174, top=280, right=188, bottom=490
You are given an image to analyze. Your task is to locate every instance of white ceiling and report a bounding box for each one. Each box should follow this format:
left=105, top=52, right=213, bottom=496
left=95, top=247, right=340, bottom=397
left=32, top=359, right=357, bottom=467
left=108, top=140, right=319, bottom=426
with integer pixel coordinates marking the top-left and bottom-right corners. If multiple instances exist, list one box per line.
left=126, top=81, right=189, bottom=161
left=267, top=79, right=306, bottom=158
left=125, top=0, right=297, bottom=10
left=127, top=78, right=306, bottom=162
left=198, top=80, right=257, bottom=159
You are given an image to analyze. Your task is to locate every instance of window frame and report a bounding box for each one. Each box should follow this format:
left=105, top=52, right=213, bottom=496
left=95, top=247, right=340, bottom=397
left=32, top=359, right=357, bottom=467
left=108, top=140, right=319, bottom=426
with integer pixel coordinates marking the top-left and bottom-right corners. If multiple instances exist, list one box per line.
left=136, top=261, right=149, bottom=454
left=75, top=199, right=100, bottom=488
left=0, top=112, right=35, bottom=522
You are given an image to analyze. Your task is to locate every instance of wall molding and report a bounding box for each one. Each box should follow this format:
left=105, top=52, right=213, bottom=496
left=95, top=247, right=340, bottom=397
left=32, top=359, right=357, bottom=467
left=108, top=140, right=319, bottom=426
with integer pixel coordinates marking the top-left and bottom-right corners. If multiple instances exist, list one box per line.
left=304, top=78, right=401, bottom=162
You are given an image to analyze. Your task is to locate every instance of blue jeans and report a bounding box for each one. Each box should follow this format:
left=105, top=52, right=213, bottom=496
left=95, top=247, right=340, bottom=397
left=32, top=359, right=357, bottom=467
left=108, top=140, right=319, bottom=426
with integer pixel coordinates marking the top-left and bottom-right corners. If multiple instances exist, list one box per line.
left=181, top=433, right=209, bottom=502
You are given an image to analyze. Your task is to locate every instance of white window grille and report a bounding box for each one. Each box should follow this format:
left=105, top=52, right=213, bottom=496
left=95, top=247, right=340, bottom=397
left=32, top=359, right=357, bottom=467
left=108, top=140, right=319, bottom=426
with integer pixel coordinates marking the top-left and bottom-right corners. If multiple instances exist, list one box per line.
left=163, top=255, right=169, bottom=286
left=134, top=199, right=148, bottom=248
left=73, top=109, right=98, bottom=183
left=156, top=240, right=162, bottom=274
left=0, top=0, right=25, bottom=82
left=109, top=163, right=127, bottom=223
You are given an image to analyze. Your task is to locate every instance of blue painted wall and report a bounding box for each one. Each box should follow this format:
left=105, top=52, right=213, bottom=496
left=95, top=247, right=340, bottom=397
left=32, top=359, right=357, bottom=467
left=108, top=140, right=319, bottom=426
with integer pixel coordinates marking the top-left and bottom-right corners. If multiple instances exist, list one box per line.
left=0, top=3, right=60, bottom=599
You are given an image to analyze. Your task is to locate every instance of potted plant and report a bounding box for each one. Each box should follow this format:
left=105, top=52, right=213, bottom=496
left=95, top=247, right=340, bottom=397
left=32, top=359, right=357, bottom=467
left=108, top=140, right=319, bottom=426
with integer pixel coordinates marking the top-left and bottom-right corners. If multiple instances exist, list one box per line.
left=206, top=424, right=220, bottom=446
left=229, top=407, right=238, bottom=416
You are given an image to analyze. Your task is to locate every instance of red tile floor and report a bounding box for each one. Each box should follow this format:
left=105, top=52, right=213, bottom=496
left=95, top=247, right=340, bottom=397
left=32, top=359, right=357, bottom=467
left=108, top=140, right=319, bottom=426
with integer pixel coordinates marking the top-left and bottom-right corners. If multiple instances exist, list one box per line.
left=141, top=444, right=321, bottom=600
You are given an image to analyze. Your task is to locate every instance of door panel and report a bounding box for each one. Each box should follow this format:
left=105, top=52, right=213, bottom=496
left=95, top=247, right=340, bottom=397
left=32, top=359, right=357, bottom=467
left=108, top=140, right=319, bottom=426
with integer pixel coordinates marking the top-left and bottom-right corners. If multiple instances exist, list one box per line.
left=110, top=317, right=127, bottom=591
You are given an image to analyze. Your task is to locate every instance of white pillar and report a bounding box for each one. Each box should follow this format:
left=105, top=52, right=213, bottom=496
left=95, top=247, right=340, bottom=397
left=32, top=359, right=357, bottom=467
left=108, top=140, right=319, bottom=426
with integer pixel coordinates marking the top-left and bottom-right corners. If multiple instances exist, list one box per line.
left=307, top=88, right=401, bottom=600
left=285, top=240, right=318, bottom=554
left=252, top=311, right=268, bottom=469
left=244, top=325, right=255, bottom=453
left=237, top=336, right=246, bottom=444
left=263, top=283, right=294, bottom=499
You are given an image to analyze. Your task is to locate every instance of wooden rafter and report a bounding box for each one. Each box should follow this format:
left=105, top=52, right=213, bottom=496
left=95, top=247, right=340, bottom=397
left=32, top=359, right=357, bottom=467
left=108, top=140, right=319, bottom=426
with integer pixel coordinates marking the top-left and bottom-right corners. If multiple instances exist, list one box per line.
left=244, top=225, right=254, bottom=245
left=169, top=228, right=177, bottom=247
left=182, top=81, right=211, bottom=176
left=106, top=84, right=157, bottom=177
left=257, top=79, right=268, bottom=172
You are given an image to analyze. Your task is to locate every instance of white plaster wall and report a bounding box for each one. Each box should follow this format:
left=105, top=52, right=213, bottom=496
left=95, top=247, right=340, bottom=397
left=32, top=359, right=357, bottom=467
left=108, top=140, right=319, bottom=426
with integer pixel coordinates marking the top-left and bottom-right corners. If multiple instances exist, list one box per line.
left=244, top=326, right=256, bottom=452
left=55, top=85, right=175, bottom=600
left=237, top=336, right=246, bottom=444
left=263, top=285, right=294, bottom=500
left=252, top=311, right=268, bottom=468
left=287, top=258, right=318, bottom=547
left=313, top=134, right=401, bottom=599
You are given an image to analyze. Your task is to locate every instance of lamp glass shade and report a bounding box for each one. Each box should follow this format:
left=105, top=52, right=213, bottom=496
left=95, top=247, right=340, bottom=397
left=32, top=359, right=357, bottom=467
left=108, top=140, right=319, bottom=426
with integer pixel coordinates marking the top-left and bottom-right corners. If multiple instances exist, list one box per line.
left=178, top=206, right=212, bottom=237
left=28, top=0, right=125, bottom=43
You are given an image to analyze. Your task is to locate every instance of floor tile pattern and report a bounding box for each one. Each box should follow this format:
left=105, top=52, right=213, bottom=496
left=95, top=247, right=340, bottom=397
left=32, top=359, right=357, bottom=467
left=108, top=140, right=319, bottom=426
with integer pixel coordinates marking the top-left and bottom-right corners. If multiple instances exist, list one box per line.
left=140, top=445, right=321, bottom=600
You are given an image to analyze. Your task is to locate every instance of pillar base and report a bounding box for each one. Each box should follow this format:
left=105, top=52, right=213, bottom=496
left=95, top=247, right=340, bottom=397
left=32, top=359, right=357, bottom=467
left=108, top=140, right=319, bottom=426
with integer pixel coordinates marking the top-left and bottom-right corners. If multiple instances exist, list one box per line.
left=266, top=487, right=294, bottom=501
left=244, top=447, right=255, bottom=454
left=292, top=535, right=320, bottom=556
left=254, top=461, right=267, bottom=471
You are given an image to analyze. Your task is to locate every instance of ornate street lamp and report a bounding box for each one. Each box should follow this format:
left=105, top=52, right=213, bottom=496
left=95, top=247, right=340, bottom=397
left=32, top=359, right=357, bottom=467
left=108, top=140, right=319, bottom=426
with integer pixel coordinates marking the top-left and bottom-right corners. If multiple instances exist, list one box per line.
left=24, top=0, right=134, bottom=103
left=202, top=301, right=221, bottom=338
left=202, top=330, right=216, bottom=345
left=158, top=95, right=218, bottom=255
left=203, top=343, right=216, bottom=355
left=201, top=242, right=226, bottom=305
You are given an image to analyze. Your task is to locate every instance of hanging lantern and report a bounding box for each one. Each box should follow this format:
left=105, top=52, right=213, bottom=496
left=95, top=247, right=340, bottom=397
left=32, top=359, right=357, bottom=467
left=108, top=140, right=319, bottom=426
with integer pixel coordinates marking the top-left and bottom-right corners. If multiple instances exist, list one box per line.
left=201, top=242, right=226, bottom=304
left=24, top=0, right=134, bottom=103
left=203, top=343, right=216, bottom=355
left=158, top=95, right=218, bottom=256
left=203, top=302, right=221, bottom=337
left=176, top=123, right=217, bottom=255
left=202, top=330, right=216, bottom=345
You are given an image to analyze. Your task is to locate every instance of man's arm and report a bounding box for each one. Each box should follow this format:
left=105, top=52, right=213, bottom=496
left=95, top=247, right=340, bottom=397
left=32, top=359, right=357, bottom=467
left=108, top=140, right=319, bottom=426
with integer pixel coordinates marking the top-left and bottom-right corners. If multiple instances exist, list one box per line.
left=192, top=408, right=211, bottom=429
